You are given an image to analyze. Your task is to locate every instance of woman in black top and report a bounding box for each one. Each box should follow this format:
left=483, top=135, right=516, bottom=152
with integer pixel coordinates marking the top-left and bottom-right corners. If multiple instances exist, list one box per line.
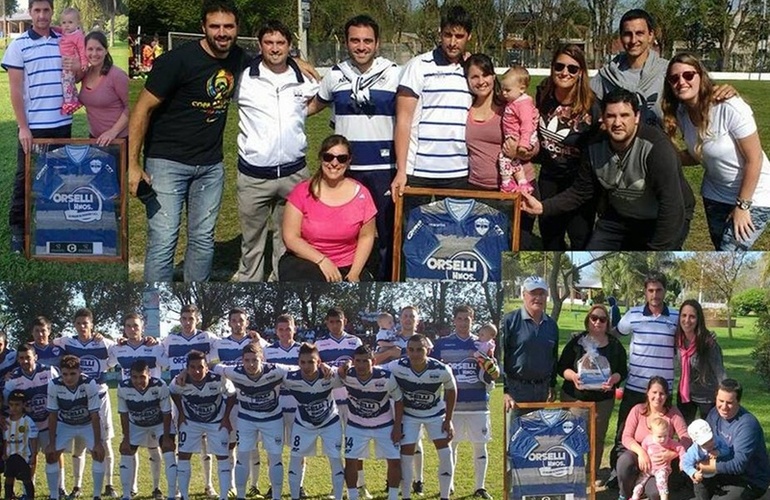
left=536, top=44, right=601, bottom=249
left=558, top=304, right=628, bottom=479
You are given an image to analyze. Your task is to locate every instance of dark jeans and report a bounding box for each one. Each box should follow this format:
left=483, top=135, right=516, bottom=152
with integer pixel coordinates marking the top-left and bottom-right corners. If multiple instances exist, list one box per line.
left=610, top=388, right=648, bottom=470
left=694, top=475, right=768, bottom=500
left=278, top=252, right=372, bottom=282
left=537, top=173, right=595, bottom=250
left=676, top=393, right=715, bottom=425
left=588, top=214, right=689, bottom=250
left=348, top=169, right=395, bottom=281
left=12, top=125, right=72, bottom=231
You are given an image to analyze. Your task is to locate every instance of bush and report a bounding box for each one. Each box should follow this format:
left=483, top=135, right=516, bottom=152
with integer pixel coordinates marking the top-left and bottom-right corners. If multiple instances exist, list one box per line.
left=105, top=14, right=129, bottom=42
left=733, top=288, right=769, bottom=316
left=752, top=312, right=770, bottom=389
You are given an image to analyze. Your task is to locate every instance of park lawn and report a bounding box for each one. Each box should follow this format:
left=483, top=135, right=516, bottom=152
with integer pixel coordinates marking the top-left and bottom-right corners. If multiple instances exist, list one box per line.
left=0, top=42, right=129, bottom=280
left=24, top=385, right=508, bottom=500
left=502, top=299, right=770, bottom=469
left=126, top=77, right=770, bottom=280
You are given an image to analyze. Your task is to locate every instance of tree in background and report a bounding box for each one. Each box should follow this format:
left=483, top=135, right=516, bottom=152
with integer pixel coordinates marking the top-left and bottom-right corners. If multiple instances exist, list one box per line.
left=0, top=282, right=75, bottom=345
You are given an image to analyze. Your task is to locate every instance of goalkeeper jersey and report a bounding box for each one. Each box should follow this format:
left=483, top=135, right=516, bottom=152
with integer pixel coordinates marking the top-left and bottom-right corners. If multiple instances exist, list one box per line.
left=403, top=198, right=509, bottom=282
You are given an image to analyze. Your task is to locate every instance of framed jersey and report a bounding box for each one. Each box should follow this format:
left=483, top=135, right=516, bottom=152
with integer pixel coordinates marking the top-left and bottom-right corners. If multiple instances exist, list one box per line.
left=25, top=138, right=127, bottom=262
left=504, top=401, right=597, bottom=500
left=392, top=187, right=521, bottom=282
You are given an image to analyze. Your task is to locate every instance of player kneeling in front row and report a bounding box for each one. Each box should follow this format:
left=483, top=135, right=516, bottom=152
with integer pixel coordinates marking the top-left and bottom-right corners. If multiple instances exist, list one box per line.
left=211, top=343, right=294, bottom=500
left=4, top=391, right=38, bottom=500
left=46, top=355, right=105, bottom=500
left=117, top=360, right=177, bottom=500
left=169, top=351, right=236, bottom=500
left=340, top=345, right=403, bottom=500
left=284, top=343, right=345, bottom=500
left=388, top=335, right=457, bottom=500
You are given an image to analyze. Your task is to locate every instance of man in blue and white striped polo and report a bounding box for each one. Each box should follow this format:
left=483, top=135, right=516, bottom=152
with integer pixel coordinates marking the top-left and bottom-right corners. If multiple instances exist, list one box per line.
left=390, top=5, right=474, bottom=212
left=607, top=272, right=678, bottom=483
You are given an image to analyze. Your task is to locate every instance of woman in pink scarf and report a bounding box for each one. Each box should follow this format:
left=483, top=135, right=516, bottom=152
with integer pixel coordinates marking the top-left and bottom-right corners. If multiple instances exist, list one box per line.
left=675, top=299, right=726, bottom=424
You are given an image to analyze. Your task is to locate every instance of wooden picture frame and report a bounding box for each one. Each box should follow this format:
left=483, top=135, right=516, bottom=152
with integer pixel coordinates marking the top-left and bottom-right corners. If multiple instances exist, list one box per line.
left=25, top=138, right=128, bottom=262
left=504, top=400, right=597, bottom=500
left=392, top=186, right=521, bottom=281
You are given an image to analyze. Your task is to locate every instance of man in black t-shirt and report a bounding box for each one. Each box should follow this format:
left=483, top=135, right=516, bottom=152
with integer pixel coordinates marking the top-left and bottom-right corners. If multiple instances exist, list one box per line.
left=128, top=0, right=246, bottom=281
left=520, top=88, right=695, bottom=250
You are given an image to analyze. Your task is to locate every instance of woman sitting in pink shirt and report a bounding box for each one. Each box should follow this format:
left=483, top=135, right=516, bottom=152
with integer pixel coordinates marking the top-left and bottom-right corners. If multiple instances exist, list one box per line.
left=78, top=31, right=128, bottom=145
left=279, top=134, right=377, bottom=282
left=617, top=376, right=692, bottom=500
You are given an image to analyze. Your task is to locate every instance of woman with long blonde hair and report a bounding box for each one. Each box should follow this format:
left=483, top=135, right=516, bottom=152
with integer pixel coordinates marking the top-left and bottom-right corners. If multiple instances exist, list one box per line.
left=661, top=52, right=770, bottom=250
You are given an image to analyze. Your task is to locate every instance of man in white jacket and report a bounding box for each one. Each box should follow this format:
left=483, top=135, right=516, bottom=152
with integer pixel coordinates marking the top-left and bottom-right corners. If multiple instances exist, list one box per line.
left=235, top=19, right=319, bottom=281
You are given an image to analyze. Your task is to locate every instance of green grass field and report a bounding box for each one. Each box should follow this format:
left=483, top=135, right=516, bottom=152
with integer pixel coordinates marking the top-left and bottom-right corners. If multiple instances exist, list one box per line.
left=0, top=41, right=128, bottom=280
left=126, top=77, right=770, bottom=280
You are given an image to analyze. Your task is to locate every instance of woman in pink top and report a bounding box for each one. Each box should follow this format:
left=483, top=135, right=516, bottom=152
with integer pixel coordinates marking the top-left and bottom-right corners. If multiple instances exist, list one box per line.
left=78, top=31, right=129, bottom=145
left=617, top=376, right=692, bottom=500
left=463, top=53, right=536, bottom=249
left=280, top=135, right=377, bottom=282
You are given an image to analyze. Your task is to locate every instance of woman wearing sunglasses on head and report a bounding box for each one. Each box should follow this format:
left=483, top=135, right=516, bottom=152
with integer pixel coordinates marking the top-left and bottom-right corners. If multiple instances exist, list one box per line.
left=556, top=304, right=628, bottom=481
left=534, top=44, right=602, bottom=250
left=279, top=134, right=377, bottom=282
left=662, top=52, right=770, bottom=251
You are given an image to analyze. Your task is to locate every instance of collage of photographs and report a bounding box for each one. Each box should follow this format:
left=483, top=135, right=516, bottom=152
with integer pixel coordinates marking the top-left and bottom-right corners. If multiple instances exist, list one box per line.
left=1, top=0, right=770, bottom=499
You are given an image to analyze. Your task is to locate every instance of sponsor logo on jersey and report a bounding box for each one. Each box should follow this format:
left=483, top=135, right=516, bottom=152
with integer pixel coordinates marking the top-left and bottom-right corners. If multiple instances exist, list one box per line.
left=426, top=250, right=490, bottom=281
left=529, top=445, right=575, bottom=478
left=79, top=355, right=101, bottom=377
left=55, top=186, right=104, bottom=223
left=404, top=389, right=437, bottom=410
left=350, top=397, right=382, bottom=418
left=448, top=357, right=480, bottom=385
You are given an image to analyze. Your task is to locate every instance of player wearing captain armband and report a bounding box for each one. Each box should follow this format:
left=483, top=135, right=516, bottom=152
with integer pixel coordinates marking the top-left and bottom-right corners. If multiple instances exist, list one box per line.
left=45, top=355, right=105, bottom=500
left=169, top=350, right=236, bottom=500
left=388, top=334, right=457, bottom=500
left=117, top=361, right=176, bottom=500
left=210, top=343, right=298, bottom=500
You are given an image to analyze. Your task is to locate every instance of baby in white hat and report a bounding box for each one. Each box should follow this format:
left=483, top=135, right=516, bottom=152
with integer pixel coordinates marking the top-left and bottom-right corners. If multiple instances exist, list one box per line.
left=682, top=419, right=731, bottom=483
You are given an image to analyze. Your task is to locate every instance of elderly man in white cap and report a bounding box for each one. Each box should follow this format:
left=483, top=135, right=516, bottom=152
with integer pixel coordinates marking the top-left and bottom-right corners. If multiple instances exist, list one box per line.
left=501, top=276, right=559, bottom=415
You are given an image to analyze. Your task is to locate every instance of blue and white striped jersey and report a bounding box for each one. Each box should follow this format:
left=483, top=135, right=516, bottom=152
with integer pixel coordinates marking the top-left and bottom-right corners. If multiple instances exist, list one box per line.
left=387, top=357, right=456, bottom=419
left=617, top=304, right=678, bottom=393
left=4, top=364, right=56, bottom=431
left=209, top=335, right=253, bottom=367
left=399, top=48, right=472, bottom=179
left=317, top=333, right=362, bottom=404
left=109, top=342, right=166, bottom=380
left=168, top=371, right=235, bottom=424
left=317, top=58, right=401, bottom=172
left=31, top=342, right=64, bottom=368
left=213, top=363, right=295, bottom=423
left=283, top=371, right=343, bottom=429
left=162, top=330, right=218, bottom=378
left=264, top=341, right=302, bottom=413
left=47, top=374, right=100, bottom=426
left=54, top=336, right=115, bottom=387
left=342, top=366, right=402, bottom=429
left=117, top=377, right=171, bottom=427
left=432, top=333, right=494, bottom=413
left=0, top=350, right=18, bottom=389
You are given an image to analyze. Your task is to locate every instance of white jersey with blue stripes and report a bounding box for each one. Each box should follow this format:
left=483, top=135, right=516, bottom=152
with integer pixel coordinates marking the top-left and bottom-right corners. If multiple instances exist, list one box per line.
left=209, top=334, right=254, bottom=367
left=283, top=371, right=343, bottom=429
left=117, top=377, right=171, bottom=427
left=54, top=336, right=116, bottom=387
left=109, top=342, right=167, bottom=380
left=47, top=374, right=100, bottom=426
left=213, top=363, right=296, bottom=423
left=168, top=371, right=235, bottom=424
left=617, top=304, right=678, bottom=393
left=342, top=366, right=402, bottom=429
left=5, top=364, right=57, bottom=431
left=162, top=330, right=218, bottom=377
left=432, top=333, right=494, bottom=413
left=264, top=341, right=302, bottom=412
left=387, top=357, right=456, bottom=419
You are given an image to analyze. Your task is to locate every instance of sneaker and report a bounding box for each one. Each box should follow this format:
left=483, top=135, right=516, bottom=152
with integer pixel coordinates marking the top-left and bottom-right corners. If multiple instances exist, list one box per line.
left=299, top=488, right=307, bottom=500
left=474, top=489, right=492, bottom=499
left=68, top=488, right=83, bottom=500
left=104, top=487, right=119, bottom=499
left=247, top=487, right=262, bottom=499
left=204, top=486, right=217, bottom=498
left=360, top=487, right=372, bottom=500
left=228, top=490, right=238, bottom=499
left=412, top=482, right=424, bottom=496
left=326, top=491, right=335, bottom=500
left=153, top=489, right=163, bottom=500
left=264, top=488, right=271, bottom=499
left=131, top=491, right=139, bottom=499
left=59, top=489, right=68, bottom=500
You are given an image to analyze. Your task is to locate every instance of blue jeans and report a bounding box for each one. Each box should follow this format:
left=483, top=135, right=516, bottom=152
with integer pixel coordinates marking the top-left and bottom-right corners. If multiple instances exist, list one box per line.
left=143, top=157, right=225, bottom=281
left=703, top=198, right=770, bottom=251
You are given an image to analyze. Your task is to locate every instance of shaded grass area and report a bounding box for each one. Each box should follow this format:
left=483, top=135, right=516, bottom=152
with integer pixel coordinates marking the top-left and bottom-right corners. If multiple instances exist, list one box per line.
left=0, top=42, right=129, bottom=280
left=127, top=77, right=770, bottom=280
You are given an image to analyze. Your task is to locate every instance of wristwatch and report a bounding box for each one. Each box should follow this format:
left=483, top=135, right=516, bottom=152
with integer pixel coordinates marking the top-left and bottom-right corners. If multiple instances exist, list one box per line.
left=736, top=198, right=753, bottom=210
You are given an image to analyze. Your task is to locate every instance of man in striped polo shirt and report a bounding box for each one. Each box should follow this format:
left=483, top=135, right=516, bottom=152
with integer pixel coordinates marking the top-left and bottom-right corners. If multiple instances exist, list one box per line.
left=1, top=0, right=77, bottom=252
left=390, top=5, right=474, bottom=211
left=308, top=15, right=400, bottom=280
left=607, top=272, right=678, bottom=483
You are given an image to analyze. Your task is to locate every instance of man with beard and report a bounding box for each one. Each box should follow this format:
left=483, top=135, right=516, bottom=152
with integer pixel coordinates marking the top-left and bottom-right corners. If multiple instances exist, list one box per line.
left=520, top=88, right=694, bottom=250
left=128, top=0, right=245, bottom=281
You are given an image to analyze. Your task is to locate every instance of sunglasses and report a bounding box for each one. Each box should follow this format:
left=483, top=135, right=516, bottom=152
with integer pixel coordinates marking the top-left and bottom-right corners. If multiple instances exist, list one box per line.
left=553, top=62, right=580, bottom=75
left=589, top=314, right=608, bottom=324
left=667, top=71, right=698, bottom=85
left=321, top=153, right=350, bottom=164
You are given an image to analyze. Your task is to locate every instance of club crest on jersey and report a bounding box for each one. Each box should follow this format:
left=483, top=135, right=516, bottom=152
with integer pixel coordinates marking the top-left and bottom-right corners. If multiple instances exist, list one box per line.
left=89, top=159, right=103, bottom=174
left=426, top=251, right=489, bottom=281
left=474, top=217, right=490, bottom=236
left=56, top=186, right=104, bottom=223
left=562, top=420, right=574, bottom=434
left=529, top=445, right=575, bottom=477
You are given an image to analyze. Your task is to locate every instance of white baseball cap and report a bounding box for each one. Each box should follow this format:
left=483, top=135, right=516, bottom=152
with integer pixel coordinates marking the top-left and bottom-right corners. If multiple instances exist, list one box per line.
left=523, top=276, right=548, bottom=292
left=688, top=419, right=714, bottom=446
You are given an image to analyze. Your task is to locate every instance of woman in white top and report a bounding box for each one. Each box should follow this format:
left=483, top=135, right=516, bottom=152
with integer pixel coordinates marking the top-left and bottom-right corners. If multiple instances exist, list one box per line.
left=662, top=52, right=770, bottom=250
